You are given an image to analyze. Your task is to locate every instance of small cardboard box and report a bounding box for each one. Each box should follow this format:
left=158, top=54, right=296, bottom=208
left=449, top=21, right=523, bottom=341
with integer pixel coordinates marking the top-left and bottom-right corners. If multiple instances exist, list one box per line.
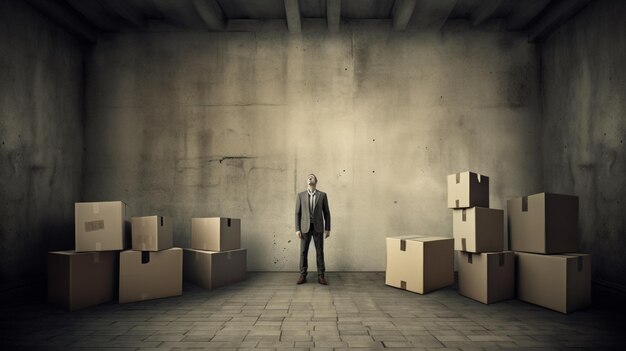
left=453, top=207, right=504, bottom=253
left=385, top=236, right=454, bottom=294
left=457, top=251, right=514, bottom=304
left=131, top=216, right=173, bottom=251
left=516, top=252, right=590, bottom=314
left=183, top=248, right=247, bottom=290
left=191, top=217, right=241, bottom=251
left=447, top=171, right=489, bottom=209
left=48, top=251, right=117, bottom=311
left=119, top=248, right=182, bottom=303
left=75, top=201, right=130, bottom=252
left=508, top=193, right=578, bottom=254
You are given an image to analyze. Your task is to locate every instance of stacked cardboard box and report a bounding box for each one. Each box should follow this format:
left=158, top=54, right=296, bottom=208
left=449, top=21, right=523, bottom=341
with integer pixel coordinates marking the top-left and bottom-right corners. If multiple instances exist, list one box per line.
left=508, top=193, right=590, bottom=313
left=48, top=201, right=130, bottom=311
left=449, top=172, right=514, bottom=304
left=119, top=216, right=182, bottom=303
left=184, top=217, right=247, bottom=290
left=385, top=236, right=454, bottom=294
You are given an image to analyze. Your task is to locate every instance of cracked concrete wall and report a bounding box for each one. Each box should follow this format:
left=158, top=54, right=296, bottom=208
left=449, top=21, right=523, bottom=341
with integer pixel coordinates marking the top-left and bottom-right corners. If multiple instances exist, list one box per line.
left=541, top=0, right=626, bottom=289
left=0, top=0, right=83, bottom=285
left=84, top=21, right=542, bottom=271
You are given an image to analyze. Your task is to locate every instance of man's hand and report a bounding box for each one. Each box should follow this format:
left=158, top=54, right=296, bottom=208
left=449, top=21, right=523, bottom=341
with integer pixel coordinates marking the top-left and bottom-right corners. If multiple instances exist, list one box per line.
left=296, top=231, right=302, bottom=239
left=324, top=230, right=330, bottom=239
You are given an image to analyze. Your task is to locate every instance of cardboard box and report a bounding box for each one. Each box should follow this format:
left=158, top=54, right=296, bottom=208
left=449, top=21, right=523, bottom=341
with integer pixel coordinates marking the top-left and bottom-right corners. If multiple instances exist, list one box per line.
left=453, top=207, right=504, bottom=253
left=508, top=193, right=578, bottom=254
left=183, top=248, right=247, bottom=290
left=131, top=216, right=173, bottom=251
left=48, top=251, right=117, bottom=311
left=447, top=171, right=489, bottom=209
left=516, top=252, right=590, bottom=314
left=119, top=248, right=182, bottom=303
left=385, top=236, right=454, bottom=294
left=75, top=201, right=130, bottom=252
left=191, top=217, right=241, bottom=251
left=457, top=251, right=514, bottom=304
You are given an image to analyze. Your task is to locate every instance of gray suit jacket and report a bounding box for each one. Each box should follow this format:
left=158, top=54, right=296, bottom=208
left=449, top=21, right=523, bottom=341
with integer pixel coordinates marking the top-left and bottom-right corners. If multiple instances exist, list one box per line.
left=295, top=190, right=331, bottom=234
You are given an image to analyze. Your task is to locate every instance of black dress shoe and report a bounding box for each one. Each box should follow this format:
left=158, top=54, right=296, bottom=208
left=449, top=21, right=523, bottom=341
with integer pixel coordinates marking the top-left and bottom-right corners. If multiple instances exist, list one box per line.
left=297, top=274, right=307, bottom=284
left=318, top=275, right=328, bottom=285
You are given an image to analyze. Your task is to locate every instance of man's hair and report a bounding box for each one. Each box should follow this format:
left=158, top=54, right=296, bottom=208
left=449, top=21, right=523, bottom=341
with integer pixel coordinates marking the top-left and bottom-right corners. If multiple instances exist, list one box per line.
left=307, top=173, right=317, bottom=183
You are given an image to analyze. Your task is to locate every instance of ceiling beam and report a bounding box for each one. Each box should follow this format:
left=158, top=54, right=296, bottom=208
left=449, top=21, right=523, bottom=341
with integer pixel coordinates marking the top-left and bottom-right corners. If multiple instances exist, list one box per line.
left=65, top=0, right=119, bottom=32
left=528, top=0, right=592, bottom=42
left=327, top=0, right=341, bottom=33
left=472, top=0, right=504, bottom=25
left=153, top=0, right=207, bottom=29
left=100, top=0, right=144, bottom=27
left=392, top=0, right=417, bottom=31
left=411, top=0, right=457, bottom=31
left=25, top=0, right=98, bottom=43
left=191, top=0, right=226, bottom=31
left=506, top=0, right=551, bottom=30
left=284, top=0, right=301, bottom=33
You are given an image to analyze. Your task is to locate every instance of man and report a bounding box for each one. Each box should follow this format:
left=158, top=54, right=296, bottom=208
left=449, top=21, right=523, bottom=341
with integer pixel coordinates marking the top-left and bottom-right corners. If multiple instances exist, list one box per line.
left=295, top=173, right=331, bottom=285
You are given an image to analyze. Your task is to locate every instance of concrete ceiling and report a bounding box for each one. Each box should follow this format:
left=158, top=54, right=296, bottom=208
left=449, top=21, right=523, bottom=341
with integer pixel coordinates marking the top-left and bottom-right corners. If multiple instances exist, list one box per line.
left=26, top=0, right=593, bottom=44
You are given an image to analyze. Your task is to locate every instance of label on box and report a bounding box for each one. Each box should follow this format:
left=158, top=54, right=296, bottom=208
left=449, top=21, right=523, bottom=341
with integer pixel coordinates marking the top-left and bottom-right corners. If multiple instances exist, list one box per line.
left=85, top=220, right=105, bottom=232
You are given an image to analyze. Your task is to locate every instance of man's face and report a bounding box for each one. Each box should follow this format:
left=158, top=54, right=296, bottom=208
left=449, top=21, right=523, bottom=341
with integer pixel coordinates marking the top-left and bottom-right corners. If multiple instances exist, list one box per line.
left=307, top=174, right=317, bottom=186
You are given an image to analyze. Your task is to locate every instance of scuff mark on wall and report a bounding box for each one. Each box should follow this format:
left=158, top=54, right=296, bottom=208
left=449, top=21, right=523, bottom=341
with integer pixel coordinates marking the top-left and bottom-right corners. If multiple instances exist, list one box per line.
left=208, top=156, right=257, bottom=164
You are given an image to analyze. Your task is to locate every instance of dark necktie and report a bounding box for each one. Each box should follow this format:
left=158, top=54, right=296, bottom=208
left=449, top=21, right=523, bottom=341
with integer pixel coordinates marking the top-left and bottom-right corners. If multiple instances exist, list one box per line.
left=309, top=193, right=314, bottom=220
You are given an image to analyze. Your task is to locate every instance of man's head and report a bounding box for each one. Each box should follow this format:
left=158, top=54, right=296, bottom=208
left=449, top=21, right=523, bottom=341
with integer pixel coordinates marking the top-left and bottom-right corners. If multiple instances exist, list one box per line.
left=307, top=174, right=317, bottom=187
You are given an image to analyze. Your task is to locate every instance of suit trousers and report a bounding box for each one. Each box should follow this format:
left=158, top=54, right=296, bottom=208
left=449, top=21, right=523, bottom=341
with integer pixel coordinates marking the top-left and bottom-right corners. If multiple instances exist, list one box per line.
left=300, top=223, right=325, bottom=276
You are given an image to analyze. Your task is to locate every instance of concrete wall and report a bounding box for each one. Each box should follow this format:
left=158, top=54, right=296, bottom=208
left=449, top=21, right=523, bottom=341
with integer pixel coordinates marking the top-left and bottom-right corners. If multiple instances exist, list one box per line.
left=541, top=0, right=626, bottom=289
left=84, top=21, right=542, bottom=271
left=0, top=0, right=84, bottom=285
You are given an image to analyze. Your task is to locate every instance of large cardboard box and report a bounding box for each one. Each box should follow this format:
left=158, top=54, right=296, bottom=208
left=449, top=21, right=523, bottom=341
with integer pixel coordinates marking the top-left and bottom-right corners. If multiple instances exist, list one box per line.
left=457, top=251, right=514, bottom=304
left=119, top=248, right=182, bottom=303
left=131, top=216, right=173, bottom=251
left=516, top=252, right=591, bottom=314
left=508, top=193, right=578, bottom=254
left=48, top=251, right=117, bottom=311
left=191, top=217, right=241, bottom=251
left=453, top=207, right=504, bottom=253
left=183, top=248, right=247, bottom=290
left=75, top=201, right=130, bottom=252
left=447, top=171, right=489, bottom=209
left=385, top=236, right=454, bottom=294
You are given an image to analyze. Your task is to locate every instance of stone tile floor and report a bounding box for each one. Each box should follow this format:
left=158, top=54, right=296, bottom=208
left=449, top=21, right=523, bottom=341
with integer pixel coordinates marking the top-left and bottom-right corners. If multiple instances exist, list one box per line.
left=1, top=272, right=625, bottom=350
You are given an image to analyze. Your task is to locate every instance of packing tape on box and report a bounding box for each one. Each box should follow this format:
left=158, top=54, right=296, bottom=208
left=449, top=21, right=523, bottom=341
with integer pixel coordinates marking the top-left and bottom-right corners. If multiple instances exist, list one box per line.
left=477, top=173, right=482, bottom=183
left=461, top=238, right=467, bottom=251
left=462, top=209, right=467, bottom=222
left=93, top=252, right=100, bottom=263
left=455, top=199, right=459, bottom=208
left=456, top=173, right=460, bottom=183
left=141, top=293, right=148, bottom=300
left=400, top=281, right=407, bottom=290
left=522, top=196, right=528, bottom=212
left=92, top=203, right=99, bottom=214
left=95, top=242, right=101, bottom=251
left=227, top=218, right=232, bottom=227
left=498, top=253, right=504, bottom=266
left=400, top=240, right=406, bottom=251
left=195, top=252, right=200, bottom=261
left=227, top=252, right=232, bottom=260
left=467, top=252, right=473, bottom=264
left=160, top=216, right=164, bottom=226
